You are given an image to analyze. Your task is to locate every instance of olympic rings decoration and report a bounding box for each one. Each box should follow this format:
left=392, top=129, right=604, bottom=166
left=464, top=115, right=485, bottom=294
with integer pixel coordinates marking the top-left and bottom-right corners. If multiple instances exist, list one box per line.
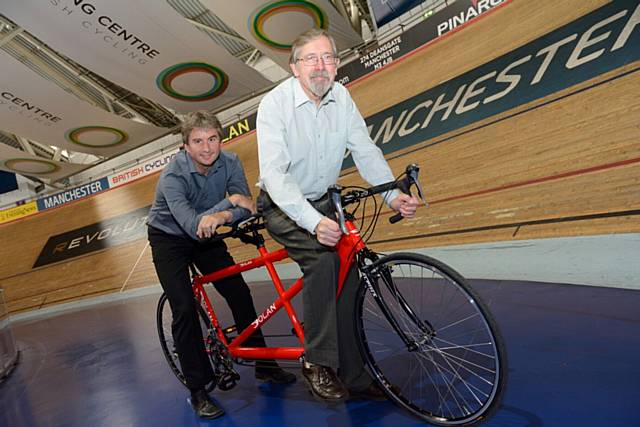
left=156, top=62, right=229, bottom=101
left=65, top=126, right=129, bottom=148
left=250, top=1, right=329, bottom=51
left=4, top=158, right=60, bottom=175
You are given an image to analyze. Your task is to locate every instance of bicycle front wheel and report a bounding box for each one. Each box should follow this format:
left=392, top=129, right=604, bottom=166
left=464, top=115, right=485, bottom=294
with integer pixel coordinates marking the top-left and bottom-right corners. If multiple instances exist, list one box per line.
left=356, top=253, right=507, bottom=426
left=156, top=293, right=216, bottom=392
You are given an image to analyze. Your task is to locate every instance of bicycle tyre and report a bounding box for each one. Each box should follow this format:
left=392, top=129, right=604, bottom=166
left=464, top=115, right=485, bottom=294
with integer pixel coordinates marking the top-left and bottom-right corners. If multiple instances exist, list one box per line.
left=356, top=253, right=507, bottom=426
left=156, top=292, right=216, bottom=392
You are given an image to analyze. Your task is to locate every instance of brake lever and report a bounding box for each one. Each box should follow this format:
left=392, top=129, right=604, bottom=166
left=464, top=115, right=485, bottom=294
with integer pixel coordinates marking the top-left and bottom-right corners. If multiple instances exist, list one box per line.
left=407, top=164, right=428, bottom=207
left=389, top=164, right=427, bottom=224
left=328, top=185, right=348, bottom=234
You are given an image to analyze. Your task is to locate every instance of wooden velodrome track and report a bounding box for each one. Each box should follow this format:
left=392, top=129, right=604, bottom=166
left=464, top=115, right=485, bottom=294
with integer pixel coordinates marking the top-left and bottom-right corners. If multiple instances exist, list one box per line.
left=1, top=0, right=638, bottom=314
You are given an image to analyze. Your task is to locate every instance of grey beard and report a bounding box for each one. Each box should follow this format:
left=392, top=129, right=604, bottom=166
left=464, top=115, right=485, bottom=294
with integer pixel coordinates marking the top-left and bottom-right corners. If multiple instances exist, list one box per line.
left=310, top=79, right=332, bottom=98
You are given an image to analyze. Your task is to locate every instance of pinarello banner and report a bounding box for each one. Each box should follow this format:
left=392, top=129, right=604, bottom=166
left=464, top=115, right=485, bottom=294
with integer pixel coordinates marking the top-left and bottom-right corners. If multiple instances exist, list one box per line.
left=200, top=0, right=363, bottom=70
left=3, top=0, right=270, bottom=113
left=0, top=51, right=167, bottom=160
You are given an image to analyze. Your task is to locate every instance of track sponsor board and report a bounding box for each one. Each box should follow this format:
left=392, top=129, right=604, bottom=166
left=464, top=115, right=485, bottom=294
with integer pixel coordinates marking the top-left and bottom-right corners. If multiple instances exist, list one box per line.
left=0, top=201, right=38, bottom=224
left=108, top=149, right=179, bottom=188
left=343, top=0, right=640, bottom=167
left=33, top=205, right=150, bottom=268
left=36, top=177, right=110, bottom=211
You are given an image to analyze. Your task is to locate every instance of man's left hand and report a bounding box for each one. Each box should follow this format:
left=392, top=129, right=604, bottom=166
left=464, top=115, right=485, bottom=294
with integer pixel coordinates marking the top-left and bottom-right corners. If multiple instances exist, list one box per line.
left=197, top=211, right=232, bottom=239
left=390, top=193, right=420, bottom=218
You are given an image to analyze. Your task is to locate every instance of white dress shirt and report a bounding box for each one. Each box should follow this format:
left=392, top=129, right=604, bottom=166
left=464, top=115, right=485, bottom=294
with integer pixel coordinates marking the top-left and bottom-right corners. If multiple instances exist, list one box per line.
left=257, top=77, right=397, bottom=233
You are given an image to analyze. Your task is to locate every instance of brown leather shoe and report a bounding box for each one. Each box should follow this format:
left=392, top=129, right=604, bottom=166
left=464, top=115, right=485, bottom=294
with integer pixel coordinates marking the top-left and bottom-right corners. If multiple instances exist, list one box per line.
left=190, top=389, right=225, bottom=419
left=301, top=363, right=348, bottom=401
left=348, top=382, right=388, bottom=401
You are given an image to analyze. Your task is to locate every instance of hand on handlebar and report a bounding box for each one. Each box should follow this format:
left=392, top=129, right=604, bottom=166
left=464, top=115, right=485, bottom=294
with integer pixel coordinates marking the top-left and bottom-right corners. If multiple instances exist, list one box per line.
left=197, top=211, right=232, bottom=239
left=390, top=193, right=420, bottom=219
left=228, top=194, right=257, bottom=214
left=315, top=217, right=342, bottom=247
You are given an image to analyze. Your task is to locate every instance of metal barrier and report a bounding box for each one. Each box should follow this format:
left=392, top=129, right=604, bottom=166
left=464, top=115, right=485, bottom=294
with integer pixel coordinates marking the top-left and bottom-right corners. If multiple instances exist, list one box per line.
left=0, top=288, right=19, bottom=382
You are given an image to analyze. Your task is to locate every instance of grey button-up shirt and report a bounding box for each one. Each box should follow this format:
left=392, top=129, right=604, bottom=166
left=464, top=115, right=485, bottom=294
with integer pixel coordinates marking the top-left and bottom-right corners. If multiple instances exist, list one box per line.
left=257, top=77, right=397, bottom=233
left=147, top=149, right=251, bottom=240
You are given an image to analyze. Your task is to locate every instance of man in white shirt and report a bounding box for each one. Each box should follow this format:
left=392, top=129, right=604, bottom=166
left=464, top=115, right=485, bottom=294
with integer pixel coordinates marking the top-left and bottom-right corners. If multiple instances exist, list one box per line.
left=257, top=29, right=419, bottom=401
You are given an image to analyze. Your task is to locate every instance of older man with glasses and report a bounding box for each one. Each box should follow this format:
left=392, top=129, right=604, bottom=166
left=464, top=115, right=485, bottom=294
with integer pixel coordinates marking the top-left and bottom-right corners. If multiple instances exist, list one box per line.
left=256, top=29, right=419, bottom=402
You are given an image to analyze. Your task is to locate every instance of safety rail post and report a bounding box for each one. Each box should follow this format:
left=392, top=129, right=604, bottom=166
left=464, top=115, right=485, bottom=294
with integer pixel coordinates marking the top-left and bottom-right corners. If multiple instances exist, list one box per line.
left=0, top=287, right=19, bottom=382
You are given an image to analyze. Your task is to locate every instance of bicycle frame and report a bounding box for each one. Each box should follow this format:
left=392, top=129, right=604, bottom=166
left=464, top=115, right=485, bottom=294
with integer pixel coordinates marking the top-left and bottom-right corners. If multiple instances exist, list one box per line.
left=192, top=219, right=367, bottom=362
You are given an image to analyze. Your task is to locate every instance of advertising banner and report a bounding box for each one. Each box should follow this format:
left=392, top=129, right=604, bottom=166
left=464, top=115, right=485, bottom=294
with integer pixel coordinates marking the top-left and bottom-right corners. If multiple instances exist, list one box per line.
left=201, top=0, right=363, bottom=69
left=36, top=177, right=110, bottom=211
left=108, top=148, right=179, bottom=188
left=33, top=205, right=150, bottom=268
left=343, top=1, right=640, bottom=167
left=0, top=201, right=38, bottom=225
left=3, top=0, right=270, bottom=112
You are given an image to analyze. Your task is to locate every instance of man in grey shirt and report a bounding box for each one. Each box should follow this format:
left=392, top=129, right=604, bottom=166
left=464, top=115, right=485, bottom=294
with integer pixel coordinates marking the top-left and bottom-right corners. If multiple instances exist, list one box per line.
left=257, top=29, right=419, bottom=401
left=148, top=111, right=295, bottom=419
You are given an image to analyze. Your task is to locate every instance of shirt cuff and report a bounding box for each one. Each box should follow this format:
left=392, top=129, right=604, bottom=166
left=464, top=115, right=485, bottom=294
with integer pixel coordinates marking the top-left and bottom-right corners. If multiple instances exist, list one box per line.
left=229, top=206, right=251, bottom=224
left=382, top=189, right=401, bottom=208
left=297, top=203, right=324, bottom=234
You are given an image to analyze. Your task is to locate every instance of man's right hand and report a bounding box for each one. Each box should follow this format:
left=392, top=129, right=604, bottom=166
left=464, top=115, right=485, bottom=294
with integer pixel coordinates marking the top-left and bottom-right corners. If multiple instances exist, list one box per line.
left=315, top=217, right=342, bottom=246
left=228, top=194, right=257, bottom=214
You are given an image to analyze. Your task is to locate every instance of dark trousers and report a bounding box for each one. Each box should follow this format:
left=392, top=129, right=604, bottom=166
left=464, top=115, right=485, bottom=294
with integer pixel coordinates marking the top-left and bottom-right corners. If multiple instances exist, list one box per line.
left=257, top=191, right=370, bottom=390
left=148, top=226, right=266, bottom=391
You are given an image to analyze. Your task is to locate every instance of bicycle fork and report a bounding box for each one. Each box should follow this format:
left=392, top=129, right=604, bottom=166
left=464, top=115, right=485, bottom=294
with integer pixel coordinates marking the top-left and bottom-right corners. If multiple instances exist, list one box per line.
left=361, top=264, right=436, bottom=351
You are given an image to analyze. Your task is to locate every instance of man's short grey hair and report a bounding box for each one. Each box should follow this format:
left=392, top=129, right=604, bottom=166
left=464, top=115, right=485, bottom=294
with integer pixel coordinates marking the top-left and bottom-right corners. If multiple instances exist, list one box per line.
left=180, top=110, right=223, bottom=144
left=289, top=28, right=338, bottom=64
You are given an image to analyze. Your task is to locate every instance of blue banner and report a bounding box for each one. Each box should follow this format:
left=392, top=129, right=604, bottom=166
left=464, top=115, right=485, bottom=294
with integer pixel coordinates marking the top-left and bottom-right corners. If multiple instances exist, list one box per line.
left=37, top=177, right=110, bottom=211
left=345, top=0, right=640, bottom=168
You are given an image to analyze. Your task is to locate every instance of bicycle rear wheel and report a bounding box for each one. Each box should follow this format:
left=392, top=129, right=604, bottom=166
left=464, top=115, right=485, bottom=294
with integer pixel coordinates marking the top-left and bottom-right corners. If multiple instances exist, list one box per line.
left=156, top=293, right=216, bottom=392
left=356, top=253, right=507, bottom=426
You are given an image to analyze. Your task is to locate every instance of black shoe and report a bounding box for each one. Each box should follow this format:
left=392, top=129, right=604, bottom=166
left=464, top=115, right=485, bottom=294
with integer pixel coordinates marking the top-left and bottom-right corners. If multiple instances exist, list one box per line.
left=348, top=382, right=388, bottom=401
left=255, top=364, right=297, bottom=384
left=301, top=362, right=348, bottom=402
left=190, top=389, right=225, bottom=419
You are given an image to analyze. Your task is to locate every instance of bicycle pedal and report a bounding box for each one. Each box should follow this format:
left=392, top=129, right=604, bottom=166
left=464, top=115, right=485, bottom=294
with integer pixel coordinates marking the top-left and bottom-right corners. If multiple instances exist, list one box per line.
left=217, top=372, right=240, bottom=391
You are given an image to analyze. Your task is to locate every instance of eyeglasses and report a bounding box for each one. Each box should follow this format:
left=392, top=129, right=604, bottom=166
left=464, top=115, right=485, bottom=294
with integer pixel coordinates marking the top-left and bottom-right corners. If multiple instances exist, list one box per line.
left=296, top=53, right=339, bottom=66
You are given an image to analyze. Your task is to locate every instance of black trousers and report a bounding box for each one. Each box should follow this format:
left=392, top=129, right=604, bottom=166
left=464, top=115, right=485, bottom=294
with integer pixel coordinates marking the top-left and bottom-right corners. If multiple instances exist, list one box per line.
left=257, top=191, right=371, bottom=390
left=148, top=226, right=266, bottom=391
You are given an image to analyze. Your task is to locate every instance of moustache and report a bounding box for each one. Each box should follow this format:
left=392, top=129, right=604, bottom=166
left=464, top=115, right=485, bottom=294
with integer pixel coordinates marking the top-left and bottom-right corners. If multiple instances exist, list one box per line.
left=310, top=70, right=330, bottom=79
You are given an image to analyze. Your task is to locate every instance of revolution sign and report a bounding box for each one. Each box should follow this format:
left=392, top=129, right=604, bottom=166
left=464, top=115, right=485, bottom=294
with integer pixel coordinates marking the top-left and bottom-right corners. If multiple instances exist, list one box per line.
left=33, top=205, right=150, bottom=268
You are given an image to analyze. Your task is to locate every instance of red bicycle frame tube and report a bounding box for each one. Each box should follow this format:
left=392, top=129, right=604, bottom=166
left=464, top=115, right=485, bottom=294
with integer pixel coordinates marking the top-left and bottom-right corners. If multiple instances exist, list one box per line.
left=192, top=220, right=366, bottom=361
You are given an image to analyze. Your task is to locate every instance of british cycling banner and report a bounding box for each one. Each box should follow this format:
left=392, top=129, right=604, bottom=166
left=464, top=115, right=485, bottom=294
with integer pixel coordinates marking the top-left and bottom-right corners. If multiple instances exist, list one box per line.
left=200, top=0, right=363, bottom=70
left=3, top=0, right=270, bottom=112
